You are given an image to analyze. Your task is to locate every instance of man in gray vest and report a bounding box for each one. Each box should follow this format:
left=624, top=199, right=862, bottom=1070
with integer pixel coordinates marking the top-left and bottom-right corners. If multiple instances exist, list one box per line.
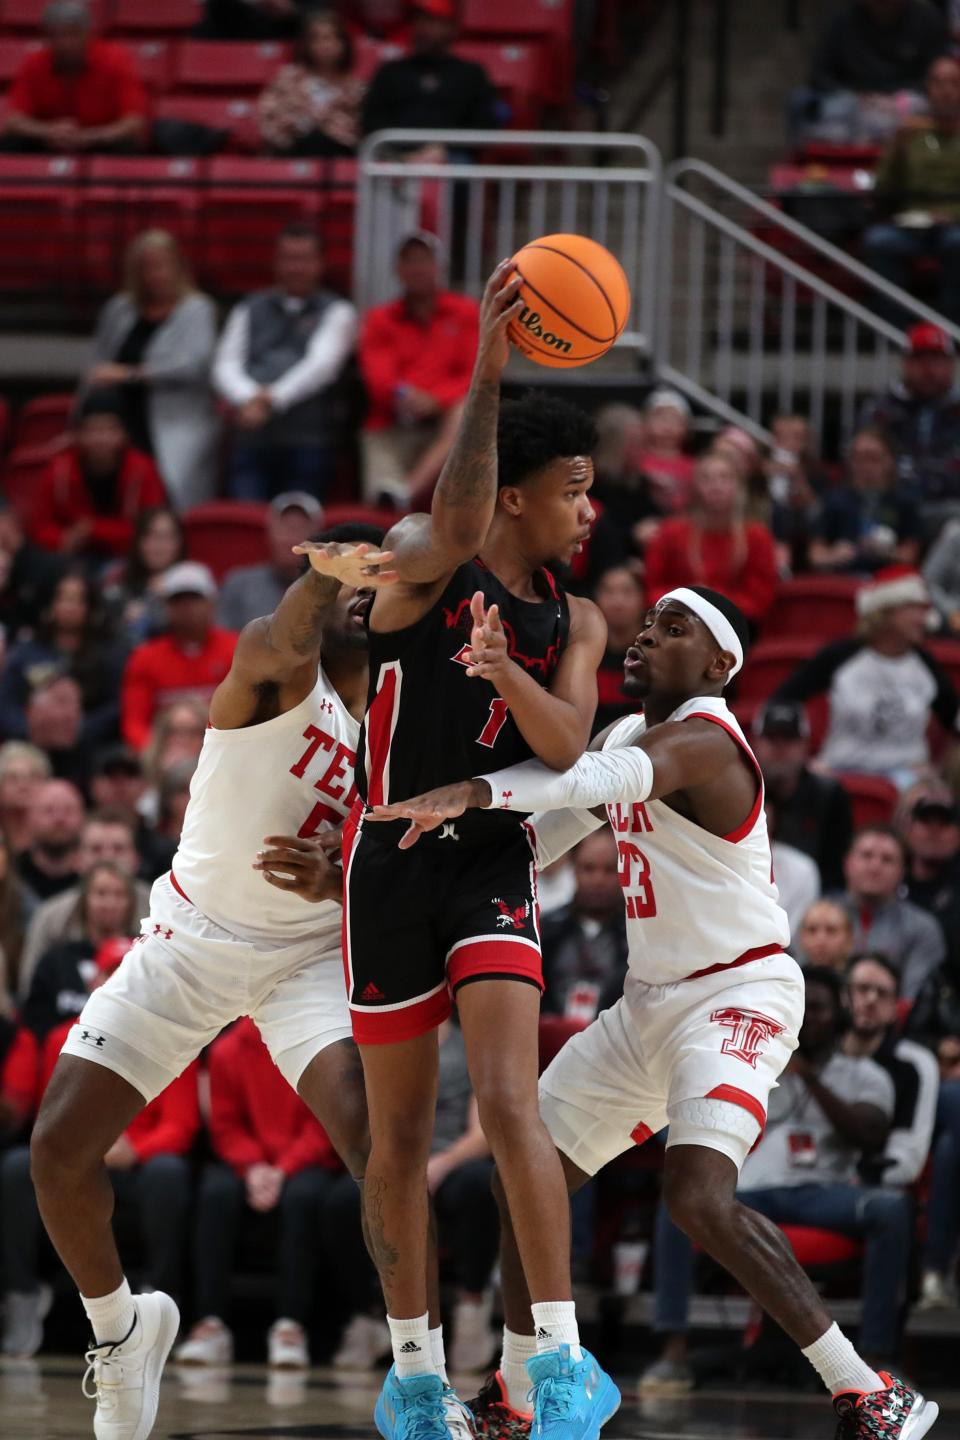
left=214, top=223, right=357, bottom=502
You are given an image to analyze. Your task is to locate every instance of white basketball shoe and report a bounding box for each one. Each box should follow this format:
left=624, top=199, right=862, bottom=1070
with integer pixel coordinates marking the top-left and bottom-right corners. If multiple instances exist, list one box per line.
left=82, top=1290, right=179, bottom=1440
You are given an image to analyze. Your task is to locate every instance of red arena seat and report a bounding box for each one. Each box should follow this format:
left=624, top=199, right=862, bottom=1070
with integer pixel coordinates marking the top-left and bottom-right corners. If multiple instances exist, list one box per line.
left=200, top=157, right=325, bottom=293
left=0, top=155, right=83, bottom=294
left=0, top=396, right=9, bottom=458
left=763, top=575, right=859, bottom=643
left=454, top=40, right=547, bottom=129
left=1, top=0, right=103, bottom=28
left=14, top=393, right=73, bottom=451
left=125, top=40, right=174, bottom=96
left=834, top=773, right=899, bottom=831
left=779, top=1226, right=862, bottom=1268
left=1, top=443, right=54, bottom=530
left=172, top=40, right=290, bottom=95
left=352, top=35, right=407, bottom=84
left=82, top=156, right=204, bottom=290
left=110, top=0, right=203, bottom=34
left=733, top=639, right=821, bottom=711
left=459, top=0, right=573, bottom=105
left=925, top=638, right=960, bottom=695
left=0, top=37, right=42, bottom=86
left=183, top=502, right=269, bottom=580
left=538, top=1015, right=587, bottom=1074
left=152, top=96, right=258, bottom=153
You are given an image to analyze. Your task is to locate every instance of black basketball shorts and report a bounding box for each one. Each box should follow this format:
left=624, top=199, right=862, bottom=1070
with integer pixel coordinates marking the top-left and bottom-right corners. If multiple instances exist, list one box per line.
left=342, top=806, right=544, bottom=1045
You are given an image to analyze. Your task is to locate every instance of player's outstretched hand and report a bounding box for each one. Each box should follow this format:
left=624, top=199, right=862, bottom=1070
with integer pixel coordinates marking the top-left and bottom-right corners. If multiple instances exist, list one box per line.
left=293, top=540, right=398, bottom=589
left=475, top=259, right=524, bottom=377
left=253, top=833, right=343, bottom=902
left=367, top=778, right=491, bottom=848
left=465, top=589, right=510, bottom=681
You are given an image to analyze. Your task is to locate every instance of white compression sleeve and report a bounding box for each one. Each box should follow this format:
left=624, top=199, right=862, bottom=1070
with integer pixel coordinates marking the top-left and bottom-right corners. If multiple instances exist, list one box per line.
left=479, top=746, right=654, bottom=814
left=527, top=807, right=605, bottom=869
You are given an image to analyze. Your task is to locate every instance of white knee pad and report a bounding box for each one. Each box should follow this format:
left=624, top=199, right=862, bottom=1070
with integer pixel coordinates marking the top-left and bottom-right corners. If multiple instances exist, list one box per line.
left=665, top=1096, right=761, bottom=1172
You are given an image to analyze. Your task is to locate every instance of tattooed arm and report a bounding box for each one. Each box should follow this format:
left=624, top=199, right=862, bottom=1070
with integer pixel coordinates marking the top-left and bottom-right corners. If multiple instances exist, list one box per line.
left=375, top=262, right=523, bottom=608
left=209, top=542, right=396, bottom=730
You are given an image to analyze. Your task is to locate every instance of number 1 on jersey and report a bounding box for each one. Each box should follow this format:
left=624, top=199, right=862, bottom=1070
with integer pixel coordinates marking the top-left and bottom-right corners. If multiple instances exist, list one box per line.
left=477, top=698, right=510, bottom=748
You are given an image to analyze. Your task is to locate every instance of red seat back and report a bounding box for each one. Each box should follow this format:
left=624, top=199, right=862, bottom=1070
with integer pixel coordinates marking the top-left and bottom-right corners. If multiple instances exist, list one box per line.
left=779, top=1226, right=862, bottom=1268
left=459, top=0, right=572, bottom=105
left=0, top=156, right=83, bottom=294
left=199, top=158, right=325, bottom=294
left=454, top=40, right=546, bottom=128
left=110, top=0, right=203, bottom=33
left=152, top=96, right=257, bottom=153
left=763, top=576, right=859, bottom=643
left=14, top=393, right=73, bottom=451
left=925, top=638, right=960, bottom=695
left=834, top=772, right=899, bottom=830
left=82, top=156, right=204, bottom=290
left=172, top=40, right=289, bottom=95
left=0, top=37, right=42, bottom=85
left=1, top=443, right=53, bottom=530
left=538, top=1015, right=586, bottom=1074
left=125, top=40, right=174, bottom=96
left=734, top=639, right=821, bottom=710
left=2, top=0, right=103, bottom=28
left=183, top=502, right=269, bottom=581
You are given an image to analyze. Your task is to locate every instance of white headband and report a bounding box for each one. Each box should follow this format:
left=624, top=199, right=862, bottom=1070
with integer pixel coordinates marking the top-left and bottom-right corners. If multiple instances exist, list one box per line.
left=656, top=587, right=744, bottom=682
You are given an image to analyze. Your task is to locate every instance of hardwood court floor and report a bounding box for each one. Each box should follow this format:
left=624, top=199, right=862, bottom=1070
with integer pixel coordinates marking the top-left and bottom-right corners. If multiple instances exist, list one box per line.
left=2, top=1362, right=958, bottom=1440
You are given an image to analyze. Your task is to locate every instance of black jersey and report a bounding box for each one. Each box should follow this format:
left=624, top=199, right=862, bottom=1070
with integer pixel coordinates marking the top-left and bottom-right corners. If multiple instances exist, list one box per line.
left=357, top=558, right=571, bottom=845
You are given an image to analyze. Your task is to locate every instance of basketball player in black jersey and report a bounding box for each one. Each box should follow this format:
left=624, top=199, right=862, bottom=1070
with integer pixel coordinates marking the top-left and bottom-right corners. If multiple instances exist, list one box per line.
left=310, top=261, right=616, bottom=1440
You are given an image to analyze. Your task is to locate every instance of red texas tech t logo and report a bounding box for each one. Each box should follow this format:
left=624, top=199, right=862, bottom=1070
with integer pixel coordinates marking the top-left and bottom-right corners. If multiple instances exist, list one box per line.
left=710, top=1008, right=785, bottom=1069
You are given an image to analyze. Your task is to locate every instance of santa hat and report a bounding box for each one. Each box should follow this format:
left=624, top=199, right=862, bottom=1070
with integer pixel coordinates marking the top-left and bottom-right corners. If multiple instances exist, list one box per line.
left=855, top=565, right=929, bottom=618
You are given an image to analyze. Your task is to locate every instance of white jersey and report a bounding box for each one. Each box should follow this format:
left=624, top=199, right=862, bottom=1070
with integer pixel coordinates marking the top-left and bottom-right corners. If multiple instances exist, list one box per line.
left=603, top=696, right=790, bottom=985
left=172, top=668, right=359, bottom=946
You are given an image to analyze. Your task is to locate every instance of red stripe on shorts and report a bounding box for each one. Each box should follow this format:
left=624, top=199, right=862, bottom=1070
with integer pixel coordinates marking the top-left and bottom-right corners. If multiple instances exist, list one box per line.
left=169, top=871, right=192, bottom=905
left=705, top=1083, right=767, bottom=1137
left=447, top=938, right=544, bottom=992
left=683, top=942, right=782, bottom=982
left=631, top=1122, right=653, bottom=1146
left=350, top=986, right=452, bottom=1046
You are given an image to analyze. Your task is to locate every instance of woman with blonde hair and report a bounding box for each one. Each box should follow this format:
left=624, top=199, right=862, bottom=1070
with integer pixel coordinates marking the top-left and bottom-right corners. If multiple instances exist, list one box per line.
left=84, top=229, right=220, bottom=510
left=643, top=448, right=779, bottom=626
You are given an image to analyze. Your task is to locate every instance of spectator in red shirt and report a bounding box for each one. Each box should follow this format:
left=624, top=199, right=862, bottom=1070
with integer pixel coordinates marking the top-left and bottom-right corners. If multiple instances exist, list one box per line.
left=121, top=563, right=237, bottom=752
left=644, top=449, right=780, bottom=629
left=174, top=1018, right=343, bottom=1370
left=1, top=1, right=148, bottom=155
left=31, top=391, right=167, bottom=563
left=1, top=939, right=198, bottom=1357
left=359, top=231, right=480, bottom=506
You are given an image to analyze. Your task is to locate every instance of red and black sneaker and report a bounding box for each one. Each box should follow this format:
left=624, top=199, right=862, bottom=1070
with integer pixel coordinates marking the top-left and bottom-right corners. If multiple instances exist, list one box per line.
left=833, top=1372, right=938, bottom=1440
left=466, top=1371, right=532, bottom=1440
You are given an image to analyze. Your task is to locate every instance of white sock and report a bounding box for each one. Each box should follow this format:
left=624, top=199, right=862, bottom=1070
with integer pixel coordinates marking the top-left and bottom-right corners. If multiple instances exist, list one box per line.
left=500, top=1327, right=537, bottom=1414
left=81, top=1278, right=137, bottom=1346
left=429, top=1326, right=448, bottom=1384
left=801, top=1323, right=884, bottom=1395
left=530, top=1301, right=582, bottom=1361
left=388, top=1312, right=435, bottom=1379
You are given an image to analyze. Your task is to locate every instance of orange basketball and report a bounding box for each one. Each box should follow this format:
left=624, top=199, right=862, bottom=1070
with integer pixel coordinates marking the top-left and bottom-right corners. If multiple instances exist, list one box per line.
left=507, top=234, right=631, bottom=368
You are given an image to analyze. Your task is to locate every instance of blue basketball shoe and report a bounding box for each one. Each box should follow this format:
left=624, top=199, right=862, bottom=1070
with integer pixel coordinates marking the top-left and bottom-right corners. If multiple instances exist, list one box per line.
left=375, top=1367, right=453, bottom=1440
left=526, top=1345, right=620, bottom=1440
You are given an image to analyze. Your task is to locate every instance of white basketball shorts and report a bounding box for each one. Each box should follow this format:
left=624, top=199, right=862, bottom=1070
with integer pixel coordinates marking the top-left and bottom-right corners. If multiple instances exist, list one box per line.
left=539, top=950, right=804, bottom=1175
left=60, top=874, right=353, bottom=1102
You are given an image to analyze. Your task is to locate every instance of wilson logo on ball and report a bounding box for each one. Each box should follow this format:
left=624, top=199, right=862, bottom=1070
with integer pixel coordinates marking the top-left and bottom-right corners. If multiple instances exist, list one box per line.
left=517, top=306, right=572, bottom=354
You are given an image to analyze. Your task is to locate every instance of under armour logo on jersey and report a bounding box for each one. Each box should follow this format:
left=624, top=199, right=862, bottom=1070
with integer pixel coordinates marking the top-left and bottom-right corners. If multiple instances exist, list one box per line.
left=710, top=1007, right=785, bottom=1069
left=318, top=698, right=334, bottom=714
left=79, top=1030, right=106, bottom=1048
left=493, top=897, right=529, bottom=930
left=153, top=924, right=173, bottom=940
left=438, top=823, right=459, bottom=841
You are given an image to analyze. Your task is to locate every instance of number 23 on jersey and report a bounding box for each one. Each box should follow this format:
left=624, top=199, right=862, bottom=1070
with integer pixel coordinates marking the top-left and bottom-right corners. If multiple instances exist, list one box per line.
left=610, top=800, right=657, bottom=919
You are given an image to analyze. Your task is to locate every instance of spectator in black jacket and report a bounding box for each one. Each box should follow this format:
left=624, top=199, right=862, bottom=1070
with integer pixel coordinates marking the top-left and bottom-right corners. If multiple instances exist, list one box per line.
left=362, top=0, right=497, bottom=148
left=808, top=428, right=920, bottom=575
left=773, top=567, right=958, bottom=789
left=22, top=862, right=137, bottom=1040
left=859, top=324, right=960, bottom=526
left=900, top=788, right=960, bottom=1041
left=540, top=830, right=627, bottom=1022
left=842, top=953, right=938, bottom=1187
left=751, top=702, right=853, bottom=891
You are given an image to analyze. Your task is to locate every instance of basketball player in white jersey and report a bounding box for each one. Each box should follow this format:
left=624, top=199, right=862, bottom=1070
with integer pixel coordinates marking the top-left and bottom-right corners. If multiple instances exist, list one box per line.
left=369, top=585, right=939, bottom=1440
left=24, top=526, right=407, bottom=1440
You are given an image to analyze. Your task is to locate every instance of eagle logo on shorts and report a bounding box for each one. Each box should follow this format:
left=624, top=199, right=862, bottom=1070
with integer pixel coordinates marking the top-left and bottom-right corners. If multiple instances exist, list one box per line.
left=493, top=898, right=529, bottom=930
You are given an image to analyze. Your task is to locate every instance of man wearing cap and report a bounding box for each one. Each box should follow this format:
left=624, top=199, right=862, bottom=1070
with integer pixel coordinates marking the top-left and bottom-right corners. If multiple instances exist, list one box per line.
left=213, top=223, right=357, bottom=503
left=369, top=586, right=938, bottom=1439
left=859, top=324, right=960, bottom=517
left=359, top=232, right=480, bottom=506
left=120, top=563, right=236, bottom=752
left=753, top=702, right=854, bottom=892
left=218, top=492, right=323, bottom=633
left=773, top=565, right=959, bottom=789
left=864, top=56, right=960, bottom=322
left=362, top=1, right=497, bottom=144
left=1, top=1, right=147, bottom=154
left=31, top=390, right=166, bottom=562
